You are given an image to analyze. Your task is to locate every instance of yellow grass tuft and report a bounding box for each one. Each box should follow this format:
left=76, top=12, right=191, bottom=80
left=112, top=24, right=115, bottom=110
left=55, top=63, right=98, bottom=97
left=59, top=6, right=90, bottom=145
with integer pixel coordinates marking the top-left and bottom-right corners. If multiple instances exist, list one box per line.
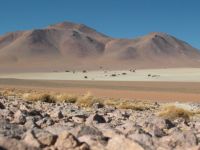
left=55, top=94, right=77, bottom=103
left=158, top=105, right=193, bottom=120
left=0, top=88, right=154, bottom=110
left=76, top=92, right=103, bottom=107
left=103, top=98, right=150, bottom=111
left=117, top=102, right=147, bottom=111
left=22, top=93, right=56, bottom=103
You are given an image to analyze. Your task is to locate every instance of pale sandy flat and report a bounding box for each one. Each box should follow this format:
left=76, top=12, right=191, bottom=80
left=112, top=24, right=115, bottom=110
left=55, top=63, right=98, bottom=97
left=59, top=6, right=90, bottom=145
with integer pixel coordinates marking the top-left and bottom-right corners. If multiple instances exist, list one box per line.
left=1, top=68, right=200, bottom=82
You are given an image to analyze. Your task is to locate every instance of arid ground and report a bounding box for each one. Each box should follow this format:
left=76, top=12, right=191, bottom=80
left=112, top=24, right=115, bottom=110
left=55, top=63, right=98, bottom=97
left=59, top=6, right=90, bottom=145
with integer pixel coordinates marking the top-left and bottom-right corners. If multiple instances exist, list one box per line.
left=1, top=68, right=200, bottom=102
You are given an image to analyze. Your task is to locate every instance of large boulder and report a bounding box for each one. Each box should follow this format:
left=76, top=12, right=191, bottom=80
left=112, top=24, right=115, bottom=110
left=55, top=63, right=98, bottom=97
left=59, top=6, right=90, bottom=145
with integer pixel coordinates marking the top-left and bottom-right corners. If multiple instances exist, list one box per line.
left=0, top=136, right=39, bottom=150
left=54, top=131, right=89, bottom=150
left=23, top=129, right=57, bottom=148
left=107, top=135, right=144, bottom=150
left=13, top=110, right=27, bottom=124
left=0, top=102, right=5, bottom=109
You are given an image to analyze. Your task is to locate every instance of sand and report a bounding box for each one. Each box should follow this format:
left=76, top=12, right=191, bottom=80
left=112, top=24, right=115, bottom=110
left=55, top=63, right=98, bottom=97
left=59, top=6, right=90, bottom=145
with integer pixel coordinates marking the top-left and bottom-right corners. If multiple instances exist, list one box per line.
left=0, top=68, right=200, bottom=82
left=1, top=68, right=200, bottom=82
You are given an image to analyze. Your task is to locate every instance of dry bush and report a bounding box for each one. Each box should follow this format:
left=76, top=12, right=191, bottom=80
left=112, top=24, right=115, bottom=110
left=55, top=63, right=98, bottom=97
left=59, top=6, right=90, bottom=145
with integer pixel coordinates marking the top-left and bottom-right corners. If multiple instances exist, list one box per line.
left=117, top=102, right=147, bottom=111
left=111, top=74, right=117, bottom=77
left=103, top=99, right=150, bottom=111
left=0, top=88, right=152, bottom=111
left=23, top=93, right=56, bottom=103
left=0, top=88, right=35, bottom=99
left=158, top=105, right=193, bottom=120
left=0, top=88, right=21, bottom=99
left=76, top=92, right=103, bottom=107
left=103, top=98, right=119, bottom=107
left=55, top=94, right=77, bottom=103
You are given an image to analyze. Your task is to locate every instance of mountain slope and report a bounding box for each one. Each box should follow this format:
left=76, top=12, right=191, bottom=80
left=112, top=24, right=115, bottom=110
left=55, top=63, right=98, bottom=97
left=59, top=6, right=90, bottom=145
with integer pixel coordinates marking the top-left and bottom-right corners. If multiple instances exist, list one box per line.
left=0, top=21, right=199, bottom=72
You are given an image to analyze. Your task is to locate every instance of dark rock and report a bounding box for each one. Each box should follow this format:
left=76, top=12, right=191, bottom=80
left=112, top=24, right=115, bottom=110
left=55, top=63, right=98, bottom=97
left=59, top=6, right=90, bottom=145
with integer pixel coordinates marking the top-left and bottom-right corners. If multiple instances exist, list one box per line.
left=153, top=126, right=166, bottom=137
left=93, top=103, right=104, bottom=109
left=77, top=125, right=103, bottom=137
left=0, top=102, right=5, bottom=109
left=0, top=120, right=26, bottom=139
left=86, top=114, right=106, bottom=124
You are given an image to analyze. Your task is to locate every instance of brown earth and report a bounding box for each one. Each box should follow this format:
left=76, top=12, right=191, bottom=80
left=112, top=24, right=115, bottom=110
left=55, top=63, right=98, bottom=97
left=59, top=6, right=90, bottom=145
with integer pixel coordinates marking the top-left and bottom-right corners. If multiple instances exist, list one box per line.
left=1, top=78, right=200, bottom=103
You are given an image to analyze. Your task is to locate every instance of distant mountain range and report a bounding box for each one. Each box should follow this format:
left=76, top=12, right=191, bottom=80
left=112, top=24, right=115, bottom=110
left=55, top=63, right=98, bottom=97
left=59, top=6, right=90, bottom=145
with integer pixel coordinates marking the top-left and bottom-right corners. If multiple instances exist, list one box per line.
left=0, top=21, right=200, bottom=72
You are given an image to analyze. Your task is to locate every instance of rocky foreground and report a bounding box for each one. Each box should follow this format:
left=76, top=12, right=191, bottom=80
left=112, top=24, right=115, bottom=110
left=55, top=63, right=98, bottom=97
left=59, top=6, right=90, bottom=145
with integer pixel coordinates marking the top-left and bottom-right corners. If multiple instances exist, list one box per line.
left=0, top=97, right=200, bottom=150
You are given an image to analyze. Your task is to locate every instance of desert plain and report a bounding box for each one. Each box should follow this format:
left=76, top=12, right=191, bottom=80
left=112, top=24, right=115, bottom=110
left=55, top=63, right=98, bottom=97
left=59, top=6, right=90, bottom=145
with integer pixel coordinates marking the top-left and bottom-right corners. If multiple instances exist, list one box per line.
left=1, top=68, right=200, bottom=102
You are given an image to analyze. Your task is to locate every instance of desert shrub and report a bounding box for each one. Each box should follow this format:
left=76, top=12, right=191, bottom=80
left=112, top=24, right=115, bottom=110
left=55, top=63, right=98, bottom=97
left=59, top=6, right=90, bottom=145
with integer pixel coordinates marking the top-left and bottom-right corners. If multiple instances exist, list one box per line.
left=111, top=74, right=117, bottom=77
left=56, top=94, right=77, bottom=103
left=152, top=75, right=160, bottom=77
left=115, top=99, right=148, bottom=111
left=84, top=76, right=88, bottom=79
left=23, top=93, right=56, bottom=103
left=82, top=70, right=87, bottom=73
left=65, top=70, right=70, bottom=72
left=122, top=73, right=127, bottom=75
left=117, top=102, right=147, bottom=111
left=158, top=105, right=193, bottom=120
left=130, top=69, right=135, bottom=72
left=103, top=99, right=149, bottom=111
left=0, top=88, right=21, bottom=99
left=103, top=98, right=120, bottom=107
left=76, top=92, right=103, bottom=107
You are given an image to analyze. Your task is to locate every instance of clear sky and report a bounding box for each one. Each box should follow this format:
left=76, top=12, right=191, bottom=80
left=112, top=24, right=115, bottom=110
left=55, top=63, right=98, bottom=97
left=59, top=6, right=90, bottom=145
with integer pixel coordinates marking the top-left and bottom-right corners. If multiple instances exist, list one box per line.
left=0, top=0, right=199, bottom=49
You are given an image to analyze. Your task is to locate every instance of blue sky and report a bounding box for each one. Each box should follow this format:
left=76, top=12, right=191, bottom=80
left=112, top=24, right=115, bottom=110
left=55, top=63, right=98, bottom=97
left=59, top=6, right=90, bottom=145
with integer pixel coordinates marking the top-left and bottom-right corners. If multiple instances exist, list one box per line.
left=0, top=0, right=200, bottom=49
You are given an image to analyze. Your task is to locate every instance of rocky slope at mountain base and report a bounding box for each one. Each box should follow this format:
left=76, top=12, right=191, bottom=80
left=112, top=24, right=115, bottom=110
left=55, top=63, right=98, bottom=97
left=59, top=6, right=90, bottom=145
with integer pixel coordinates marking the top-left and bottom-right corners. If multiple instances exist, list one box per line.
left=0, top=96, right=200, bottom=150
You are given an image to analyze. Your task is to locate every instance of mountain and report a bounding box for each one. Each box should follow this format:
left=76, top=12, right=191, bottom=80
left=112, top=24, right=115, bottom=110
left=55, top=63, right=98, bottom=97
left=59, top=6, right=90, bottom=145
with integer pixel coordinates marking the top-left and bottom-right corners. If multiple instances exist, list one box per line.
left=0, top=21, right=200, bottom=72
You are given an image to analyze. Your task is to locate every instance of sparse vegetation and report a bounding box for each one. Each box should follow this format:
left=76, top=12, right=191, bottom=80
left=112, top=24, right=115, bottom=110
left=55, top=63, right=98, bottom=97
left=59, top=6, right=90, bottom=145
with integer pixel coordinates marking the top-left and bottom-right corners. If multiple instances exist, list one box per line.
left=56, top=94, right=77, bottom=103
left=0, top=88, right=154, bottom=110
left=130, top=69, right=136, bottom=72
left=23, top=93, right=56, bottom=103
left=82, top=70, right=87, bottom=73
left=152, top=75, right=160, bottom=77
left=111, top=74, right=117, bottom=77
left=158, top=105, right=193, bottom=120
left=103, top=98, right=152, bottom=111
left=76, top=92, right=103, bottom=107
left=5, top=90, right=200, bottom=116
left=117, top=102, right=148, bottom=111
